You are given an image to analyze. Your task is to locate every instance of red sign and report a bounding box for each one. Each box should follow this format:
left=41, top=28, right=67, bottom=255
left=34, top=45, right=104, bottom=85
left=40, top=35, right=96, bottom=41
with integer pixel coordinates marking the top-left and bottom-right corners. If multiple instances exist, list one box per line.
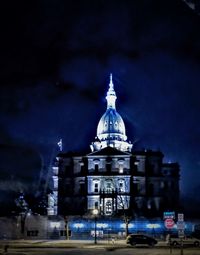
left=164, top=218, right=175, bottom=229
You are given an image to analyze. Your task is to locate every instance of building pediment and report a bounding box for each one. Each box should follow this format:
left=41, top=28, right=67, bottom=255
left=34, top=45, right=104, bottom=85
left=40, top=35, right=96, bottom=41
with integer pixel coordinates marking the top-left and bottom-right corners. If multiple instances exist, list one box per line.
left=87, top=146, right=131, bottom=157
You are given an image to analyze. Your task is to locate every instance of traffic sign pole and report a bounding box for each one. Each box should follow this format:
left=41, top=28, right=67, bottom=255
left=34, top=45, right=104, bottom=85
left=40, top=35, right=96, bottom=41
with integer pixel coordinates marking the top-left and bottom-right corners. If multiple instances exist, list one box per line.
left=177, top=213, right=185, bottom=255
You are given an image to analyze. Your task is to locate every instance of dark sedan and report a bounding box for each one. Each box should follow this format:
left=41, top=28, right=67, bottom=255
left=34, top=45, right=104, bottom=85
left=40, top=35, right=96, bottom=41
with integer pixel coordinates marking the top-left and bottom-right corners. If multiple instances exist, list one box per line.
left=126, top=234, right=158, bottom=247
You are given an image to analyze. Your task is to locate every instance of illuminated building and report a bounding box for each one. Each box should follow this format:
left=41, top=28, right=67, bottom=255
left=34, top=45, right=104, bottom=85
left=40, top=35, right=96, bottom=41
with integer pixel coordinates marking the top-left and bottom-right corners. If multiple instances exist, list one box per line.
left=48, top=74, right=180, bottom=218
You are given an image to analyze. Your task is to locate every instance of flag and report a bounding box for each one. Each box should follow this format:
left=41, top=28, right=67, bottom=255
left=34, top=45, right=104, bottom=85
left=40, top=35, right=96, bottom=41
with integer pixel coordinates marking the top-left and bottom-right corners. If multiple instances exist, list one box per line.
left=57, top=139, right=62, bottom=151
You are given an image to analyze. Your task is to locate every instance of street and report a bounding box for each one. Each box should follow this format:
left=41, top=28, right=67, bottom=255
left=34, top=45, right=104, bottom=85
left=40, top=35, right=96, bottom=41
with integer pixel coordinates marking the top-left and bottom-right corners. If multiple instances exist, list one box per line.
left=1, top=247, right=200, bottom=255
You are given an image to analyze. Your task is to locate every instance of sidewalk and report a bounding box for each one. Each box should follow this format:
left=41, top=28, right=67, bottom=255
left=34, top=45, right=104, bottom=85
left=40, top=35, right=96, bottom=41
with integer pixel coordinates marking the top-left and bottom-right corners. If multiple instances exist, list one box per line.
left=0, top=239, right=167, bottom=249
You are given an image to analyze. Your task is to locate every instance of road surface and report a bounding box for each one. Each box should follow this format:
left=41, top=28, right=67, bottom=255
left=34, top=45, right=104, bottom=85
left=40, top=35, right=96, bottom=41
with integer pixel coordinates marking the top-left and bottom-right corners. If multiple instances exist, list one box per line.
left=1, top=247, right=200, bottom=255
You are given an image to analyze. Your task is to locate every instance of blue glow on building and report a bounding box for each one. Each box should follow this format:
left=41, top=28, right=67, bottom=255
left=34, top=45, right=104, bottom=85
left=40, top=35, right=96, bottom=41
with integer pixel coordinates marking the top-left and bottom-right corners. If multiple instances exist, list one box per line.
left=69, top=219, right=166, bottom=232
left=66, top=217, right=197, bottom=240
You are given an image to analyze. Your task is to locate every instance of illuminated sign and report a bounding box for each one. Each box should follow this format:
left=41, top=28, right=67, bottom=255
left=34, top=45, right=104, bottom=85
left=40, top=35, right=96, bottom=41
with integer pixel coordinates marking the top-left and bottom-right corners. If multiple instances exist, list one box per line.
left=164, top=218, right=175, bottom=229
left=163, top=211, right=175, bottom=219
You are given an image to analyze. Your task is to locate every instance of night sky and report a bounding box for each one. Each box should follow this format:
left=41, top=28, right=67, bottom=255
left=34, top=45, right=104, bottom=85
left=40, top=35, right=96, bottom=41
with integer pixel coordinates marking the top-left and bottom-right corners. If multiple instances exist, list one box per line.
left=0, top=0, right=200, bottom=212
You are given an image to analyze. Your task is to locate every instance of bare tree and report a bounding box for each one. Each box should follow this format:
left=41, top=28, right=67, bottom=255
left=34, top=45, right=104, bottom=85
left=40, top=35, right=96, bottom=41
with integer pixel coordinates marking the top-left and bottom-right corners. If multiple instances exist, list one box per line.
left=117, top=191, right=132, bottom=237
left=15, top=193, right=31, bottom=236
left=105, top=178, right=132, bottom=238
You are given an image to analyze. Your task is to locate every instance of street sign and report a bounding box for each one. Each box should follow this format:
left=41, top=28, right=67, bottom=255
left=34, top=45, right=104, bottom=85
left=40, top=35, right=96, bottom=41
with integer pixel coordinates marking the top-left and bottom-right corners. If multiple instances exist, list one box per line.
left=163, top=211, right=175, bottom=219
left=164, top=218, right=175, bottom=229
left=178, top=229, right=185, bottom=238
left=178, top=213, right=184, bottom=222
left=177, top=221, right=185, bottom=230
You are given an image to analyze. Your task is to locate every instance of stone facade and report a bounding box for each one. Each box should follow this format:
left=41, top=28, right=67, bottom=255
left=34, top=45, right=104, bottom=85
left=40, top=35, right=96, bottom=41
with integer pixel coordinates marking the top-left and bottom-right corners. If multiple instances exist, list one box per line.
left=48, top=75, right=180, bottom=219
left=49, top=148, right=180, bottom=218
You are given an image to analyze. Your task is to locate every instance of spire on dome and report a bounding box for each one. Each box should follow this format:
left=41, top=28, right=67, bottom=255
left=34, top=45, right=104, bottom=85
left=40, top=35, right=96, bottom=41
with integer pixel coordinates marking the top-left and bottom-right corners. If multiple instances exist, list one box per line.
left=109, top=73, right=114, bottom=89
left=106, top=73, right=117, bottom=109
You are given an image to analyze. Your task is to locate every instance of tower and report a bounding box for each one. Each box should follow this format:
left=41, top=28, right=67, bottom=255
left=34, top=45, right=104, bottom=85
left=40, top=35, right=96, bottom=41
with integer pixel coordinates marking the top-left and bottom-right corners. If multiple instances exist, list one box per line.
left=90, top=74, right=133, bottom=152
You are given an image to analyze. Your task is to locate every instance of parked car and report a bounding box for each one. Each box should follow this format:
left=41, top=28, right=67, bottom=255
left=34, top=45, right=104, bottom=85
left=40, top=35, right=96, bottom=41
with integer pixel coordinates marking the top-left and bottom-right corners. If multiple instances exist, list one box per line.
left=166, top=234, right=200, bottom=247
left=126, top=234, right=157, bottom=247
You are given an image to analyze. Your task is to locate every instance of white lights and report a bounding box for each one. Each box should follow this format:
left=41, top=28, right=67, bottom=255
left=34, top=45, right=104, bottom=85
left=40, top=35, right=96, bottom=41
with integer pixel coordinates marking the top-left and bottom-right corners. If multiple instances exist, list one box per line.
left=120, top=223, right=134, bottom=228
left=97, top=223, right=108, bottom=228
left=106, top=73, right=117, bottom=109
left=93, top=209, right=99, bottom=215
left=146, top=224, right=161, bottom=229
left=27, top=209, right=32, bottom=216
left=73, top=223, right=84, bottom=228
left=119, top=165, right=123, bottom=174
left=106, top=95, right=117, bottom=109
left=50, top=222, right=61, bottom=228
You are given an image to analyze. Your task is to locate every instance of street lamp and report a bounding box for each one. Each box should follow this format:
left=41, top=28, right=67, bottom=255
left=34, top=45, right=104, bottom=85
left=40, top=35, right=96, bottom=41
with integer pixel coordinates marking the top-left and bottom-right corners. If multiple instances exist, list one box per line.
left=93, top=209, right=98, bottom=244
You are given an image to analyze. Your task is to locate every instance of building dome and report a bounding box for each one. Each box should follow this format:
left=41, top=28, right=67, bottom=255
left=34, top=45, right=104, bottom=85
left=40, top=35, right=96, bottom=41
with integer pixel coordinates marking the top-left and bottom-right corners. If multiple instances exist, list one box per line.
left=97, top=108, right=127, bottom=141
left=90, top=74, right=133, bottom=152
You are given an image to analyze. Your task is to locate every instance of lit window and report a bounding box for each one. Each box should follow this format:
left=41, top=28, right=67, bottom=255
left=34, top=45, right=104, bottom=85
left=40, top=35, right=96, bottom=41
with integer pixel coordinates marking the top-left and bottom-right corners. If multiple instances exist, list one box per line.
left=118, top=180, right=125, bottom=192
left=160, top=182, right=164, bottom=188
left=147, top=202, right=151, bottom=209
left=119, top=183, right=123, bottom=191
left=106, top=182, right=112, bottom=193
left=119, top=165, right=123, bottom=173
left=105, top=200, right=112, bottom=215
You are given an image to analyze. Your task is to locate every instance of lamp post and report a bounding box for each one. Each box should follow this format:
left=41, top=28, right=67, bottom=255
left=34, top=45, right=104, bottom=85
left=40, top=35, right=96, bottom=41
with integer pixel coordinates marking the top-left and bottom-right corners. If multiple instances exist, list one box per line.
left=64, top=216, right=69, bottom=240
left=93, top=209, right=98, bottom=244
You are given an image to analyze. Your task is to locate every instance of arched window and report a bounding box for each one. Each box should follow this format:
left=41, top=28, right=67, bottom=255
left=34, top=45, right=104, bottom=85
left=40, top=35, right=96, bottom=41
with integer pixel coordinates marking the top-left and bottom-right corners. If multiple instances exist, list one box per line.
left=106, top=182, right=112, bottom=193
left=94, top=183, right=99, bottom=193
